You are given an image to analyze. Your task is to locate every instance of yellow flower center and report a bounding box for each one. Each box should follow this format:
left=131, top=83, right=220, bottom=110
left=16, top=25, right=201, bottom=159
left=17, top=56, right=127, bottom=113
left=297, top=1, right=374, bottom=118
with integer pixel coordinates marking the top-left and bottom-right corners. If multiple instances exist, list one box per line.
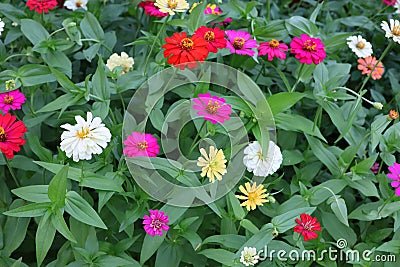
left=3, top=95, right=14, bottom=104
left=204, top=31, right=215, bottom=42
left=206, top=100, right=220, bottom=114
left=180, top=38, right=194, bottom=50
left=303, top=39, right=316, bottom=51
left=76, top=127, right=90, bottom=139
left=168, top=0, right=178, bottom=9
left=76, top=1, right=83, bottom=7
left=392, top=26, right=400, bottom=36
left=0, top=127, right=6, bottom=142
left=269, top=39, right=280, bottom=48
left=137, top=141, right=148, bottom=150
left=356, top=41, right=365, bottom=49
left=247, top=191, right=258, bottom=203
left=256, top=151, right=263, bottom=159
left=233, top=37, right=245, bottom=49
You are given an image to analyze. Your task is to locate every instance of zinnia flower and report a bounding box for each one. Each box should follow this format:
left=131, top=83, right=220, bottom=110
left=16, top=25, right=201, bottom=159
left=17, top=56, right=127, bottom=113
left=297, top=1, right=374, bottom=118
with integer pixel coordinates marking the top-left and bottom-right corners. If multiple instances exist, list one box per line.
left=389, top=110, right=399, bottom=120
left=258, top=39, right=288, bottom=61
left=123, top=132, right=160, bottom=158
left=0, top=19, right=4, bottom=36
left=293, top=213, right=322, bottom=241
left=64, top=0, right=88, bottom=10
left=154, top=0, right=189, bottom=15
left=235, top=182, right=269, bottom=211
left=290, top=34, right=326, bottom=64
left=204, top=4, right=222, bottom=14
left=239, top=247, right=259, bottom=266
left=0, top=113, right=27, bottom=159
left=225, top=30, right=257, bottom=56
left=243, top=141, right=282, bottom=177
left=60, top=112, right=112, bottom=162
left=0, top=90, right=26, bottom=113
left=387, top=162, right=400, bottom=196
left=138, top=1, right=168, bottom=17
left=106, top=52, right=134, bottom=75
left=192, top=93, right=231, bottom=124
left=197, top=146, right=227, bottom=183
left=370, top=162, right=380, bottom=174
left=381, top=19, right=400, bottom=43
left=382, top=0, right=397, bottom=5
left=26, top=0, right=58, bottom=14
left=143, top=210, right=169, bottom=236
left=346, top=35, right=373, bottom=58
left=357, top=56, right=384, bottom=80
left=193, top=26, right=226, bottom=53
left=395, top=1, right=400, bottom=13
left=162, top=32, right=209, bottom=69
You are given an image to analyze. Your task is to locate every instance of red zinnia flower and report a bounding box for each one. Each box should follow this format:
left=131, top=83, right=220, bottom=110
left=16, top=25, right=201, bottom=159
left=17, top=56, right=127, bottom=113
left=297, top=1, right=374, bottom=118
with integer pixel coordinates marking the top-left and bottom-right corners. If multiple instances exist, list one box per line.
left=0, top=113, right=27, bottom=159
left=290, top=34, right=326, bottom=65
left=138, top=1, right=168, bottom=17
left=193, top=26, right=226, bottom=53
left=293, top=213, right=322, bottom=241
left=26, top=0, right=58, bottom=14
left=162, top=32, right=209, bottom=69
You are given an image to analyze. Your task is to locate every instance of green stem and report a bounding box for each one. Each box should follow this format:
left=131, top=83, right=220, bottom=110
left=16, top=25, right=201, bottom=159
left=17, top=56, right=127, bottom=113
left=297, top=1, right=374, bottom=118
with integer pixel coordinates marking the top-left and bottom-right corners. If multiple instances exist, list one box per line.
left=1, top=53, right=29, bottom=64
left=331, top=86, right=376, bottom=106
left=5, top=158, right=20, bottom=188
left=358, top=41, right=394, bottom=92
left=48, top=27, right=65, bottom=38
left=291, top=64, right=305, bottom=92
left=255, top=62, right=265, bottom=83
left=143, top=17, right=169, bottom=75
left=188, top=121, right=207, bottom=156
left=266, top=0, right=271, bottom=21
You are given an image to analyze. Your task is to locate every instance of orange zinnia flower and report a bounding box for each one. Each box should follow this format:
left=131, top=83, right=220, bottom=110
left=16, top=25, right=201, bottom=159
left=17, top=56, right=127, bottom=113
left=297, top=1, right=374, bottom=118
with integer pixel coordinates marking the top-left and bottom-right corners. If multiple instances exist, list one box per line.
left=357, top=56, right=384, bottom=80
left=389, top=110, right=399, bottom=120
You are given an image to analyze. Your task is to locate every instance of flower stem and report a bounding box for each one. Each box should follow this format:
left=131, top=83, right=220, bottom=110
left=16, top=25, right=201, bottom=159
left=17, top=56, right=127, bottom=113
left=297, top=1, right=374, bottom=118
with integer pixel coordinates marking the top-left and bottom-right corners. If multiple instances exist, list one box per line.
left=358, top=41, right=394, bottom=92
left=291, top=64, right=305, bottom=92
left=1, top=53, right=30, bottom=64
left=331, top=86, right=376, bottom=107
left=188, top=120, right=207, bottom=156
left=5, top=158, right=20, bottom=188
left=143, top=17, right=169, bottom=76
left=266, top=0, right=271, bottom=21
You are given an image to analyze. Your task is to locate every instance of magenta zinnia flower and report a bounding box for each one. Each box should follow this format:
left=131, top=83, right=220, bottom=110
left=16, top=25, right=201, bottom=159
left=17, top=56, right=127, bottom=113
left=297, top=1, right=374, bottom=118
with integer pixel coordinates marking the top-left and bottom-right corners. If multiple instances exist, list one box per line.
left=371, top=162, right=380, bottom=174
left=143, top=210, right=169, bottom=236
left=138, top=1, right=168, bottom=17
left=225, top=30, right=257, bottom=56
left=192, top=93, right=232, bottom=124
left=0, top=90, right=26, bottom=113
left=123, top=132, right=160, bottom=157
left=382, top=0, right=396, bottom=6
left=387, top=162, right=400, bottom=196
left=290, top=34, right=326, bottom=65
left=258, top=39, right=288, bottom=61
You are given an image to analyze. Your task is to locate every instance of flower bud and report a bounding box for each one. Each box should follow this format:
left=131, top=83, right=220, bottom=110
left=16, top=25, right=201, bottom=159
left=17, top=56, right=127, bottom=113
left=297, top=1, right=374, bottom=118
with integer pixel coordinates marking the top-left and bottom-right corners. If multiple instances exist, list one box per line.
left=373, top=102, right=383, bottom=110
left=388, top=110, right=399, bottom=120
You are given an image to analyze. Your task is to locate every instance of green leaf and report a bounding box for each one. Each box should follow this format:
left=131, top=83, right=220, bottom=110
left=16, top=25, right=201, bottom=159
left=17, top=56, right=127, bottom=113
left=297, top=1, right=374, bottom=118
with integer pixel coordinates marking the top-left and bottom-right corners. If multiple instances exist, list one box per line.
left=272, top=207, right=316, bottom=233
left=266, top=92, right=306, bottom=115
left=328, top=196, right=349, bottom=226
left=26, top=133, right=53, bottom=162
left=155, top=243, right=182, bottom=267
left=228, top=192, right=245, bottom=220
left=51, top=209, right=77, bottom=243
left=275, top=113, right=326, bottom=141
left=11, top=185, right=50, bottom=203
left=285, top=16, right=319, bottom=36
left=376, top=240, right=400, bottom=254
left=306, top=135, right=341, bottom=176
left=187, top=2, right=207, bottom=34
left=65, top=191, right=107, bottom=229
left=240, top=219, right=259, bottom=234
left=92, top=57, right=109, bottom=100
left=203, top=234, right=246, bottom=250
left=180, top=231, right=202, bottom=250
left=36, top=211, right=56, bottom=267
left=140, top=233, right=165, bottom=265
left=198, top=249, right=236, bottom=266
left=48, top=165, right=68, bottom=208
left=321, top=212, right=357, bottom=247
left=3, top=202, right=51, bottom=217
left=37, top=93, right=79, bottom=113
left=17, top=64, right=56, bottom=86
left=80, top=12, right=105, bottom=40
left=20, top=19, right=49, bottom=45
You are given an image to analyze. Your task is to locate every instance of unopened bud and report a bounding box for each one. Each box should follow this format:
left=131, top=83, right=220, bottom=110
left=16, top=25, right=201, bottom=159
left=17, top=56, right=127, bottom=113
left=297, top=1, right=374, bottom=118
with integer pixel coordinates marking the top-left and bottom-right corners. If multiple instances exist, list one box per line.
left=267, top=196, right=276, bottom=204
left=373, top=102, right=383, bottom=110
left=272, top=228, right=279, bottom=237
left=5, top=79, right=16, bottom=90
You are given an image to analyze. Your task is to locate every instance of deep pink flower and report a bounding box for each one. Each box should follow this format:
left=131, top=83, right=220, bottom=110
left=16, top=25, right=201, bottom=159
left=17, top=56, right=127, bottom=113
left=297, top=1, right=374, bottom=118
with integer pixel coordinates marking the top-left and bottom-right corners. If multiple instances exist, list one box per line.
left=258, top=40, right=288, bottom=61
left=290, top=34, right=326, bottom=65
left=225, top=30, right=257, bottom=56
left=143, top=210, right=169, bottom=236
left=382, top=0, right=397, bottom=6
left=293, top=213, right=322, bottom=241
left=370, top=162, right=380, bottom=174
left=26, top=0, right=58, bottom=14
left=0, top=90, right=26, bottom=113
left=387, top=162, right=400, bottom=196
left=204, top=4, right=222, bottom=15
left=123, top=132, right=160, bottom=157
left=138, top=1, right=168, bottom=17
left=192, top=93, right=231, bottom=124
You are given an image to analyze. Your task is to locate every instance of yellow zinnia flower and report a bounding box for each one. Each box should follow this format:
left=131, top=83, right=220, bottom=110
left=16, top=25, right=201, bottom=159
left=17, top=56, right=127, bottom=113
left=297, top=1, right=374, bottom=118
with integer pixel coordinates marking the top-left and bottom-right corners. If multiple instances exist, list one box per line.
left=155, top=0, right=189, bottom=15
left=235, top=182, right=269, bottom=211
left=197, top=146, right=227, bottom=183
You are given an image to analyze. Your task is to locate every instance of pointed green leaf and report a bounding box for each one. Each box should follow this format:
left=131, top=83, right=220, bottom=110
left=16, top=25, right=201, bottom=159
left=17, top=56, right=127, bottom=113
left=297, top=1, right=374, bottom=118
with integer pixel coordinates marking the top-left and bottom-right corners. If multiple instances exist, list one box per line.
left=48, top=165, right=68, bottom=207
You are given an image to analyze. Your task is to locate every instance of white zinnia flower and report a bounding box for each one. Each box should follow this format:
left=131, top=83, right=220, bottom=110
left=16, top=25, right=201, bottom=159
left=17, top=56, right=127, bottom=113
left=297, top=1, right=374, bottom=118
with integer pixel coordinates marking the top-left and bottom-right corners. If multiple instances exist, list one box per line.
left=395, top=1, right=400, bottom=14
left=106, top=52, right=134, bottom=75
left=381, top=19, right=400, bottom=43
left=64, top=0, right=88, bottom=11
left=346, top=35, right=373, bottom=58
left=60, top=112, right=111, bottom=162
left=0, top=19, right=5, bottom=36
left=155, top=0, right=189, bottom=15
left=240, top=247, right=259, bottom=266
left=243, top=141, right=282, bottom=177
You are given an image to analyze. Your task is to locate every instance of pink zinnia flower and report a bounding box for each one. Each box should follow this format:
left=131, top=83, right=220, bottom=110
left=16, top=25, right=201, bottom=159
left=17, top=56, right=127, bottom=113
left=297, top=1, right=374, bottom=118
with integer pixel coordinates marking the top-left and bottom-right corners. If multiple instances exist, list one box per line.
left=225, top=30, right=257, bottom=56
left=0, top=90, right=26, bottom=113
left=138, top=1, right=168, bottom=17
left=290, top=34, right=326, bottom=65
left=192, top=93, right=231, bottom=124
left=382, top=0, right=396, bottom=6
left=204, top=4, right=222, bottom=15
left=143, top=210, right=169, bottom=236
left=258, top=39, right=288, bottom=61
left=123, top=132, right=160, bottom=157
left=293, top=213, right=322, bottom=241
left=387, top=162, right=400, bottom=196
left=370, top=162, right=380, bottom=174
